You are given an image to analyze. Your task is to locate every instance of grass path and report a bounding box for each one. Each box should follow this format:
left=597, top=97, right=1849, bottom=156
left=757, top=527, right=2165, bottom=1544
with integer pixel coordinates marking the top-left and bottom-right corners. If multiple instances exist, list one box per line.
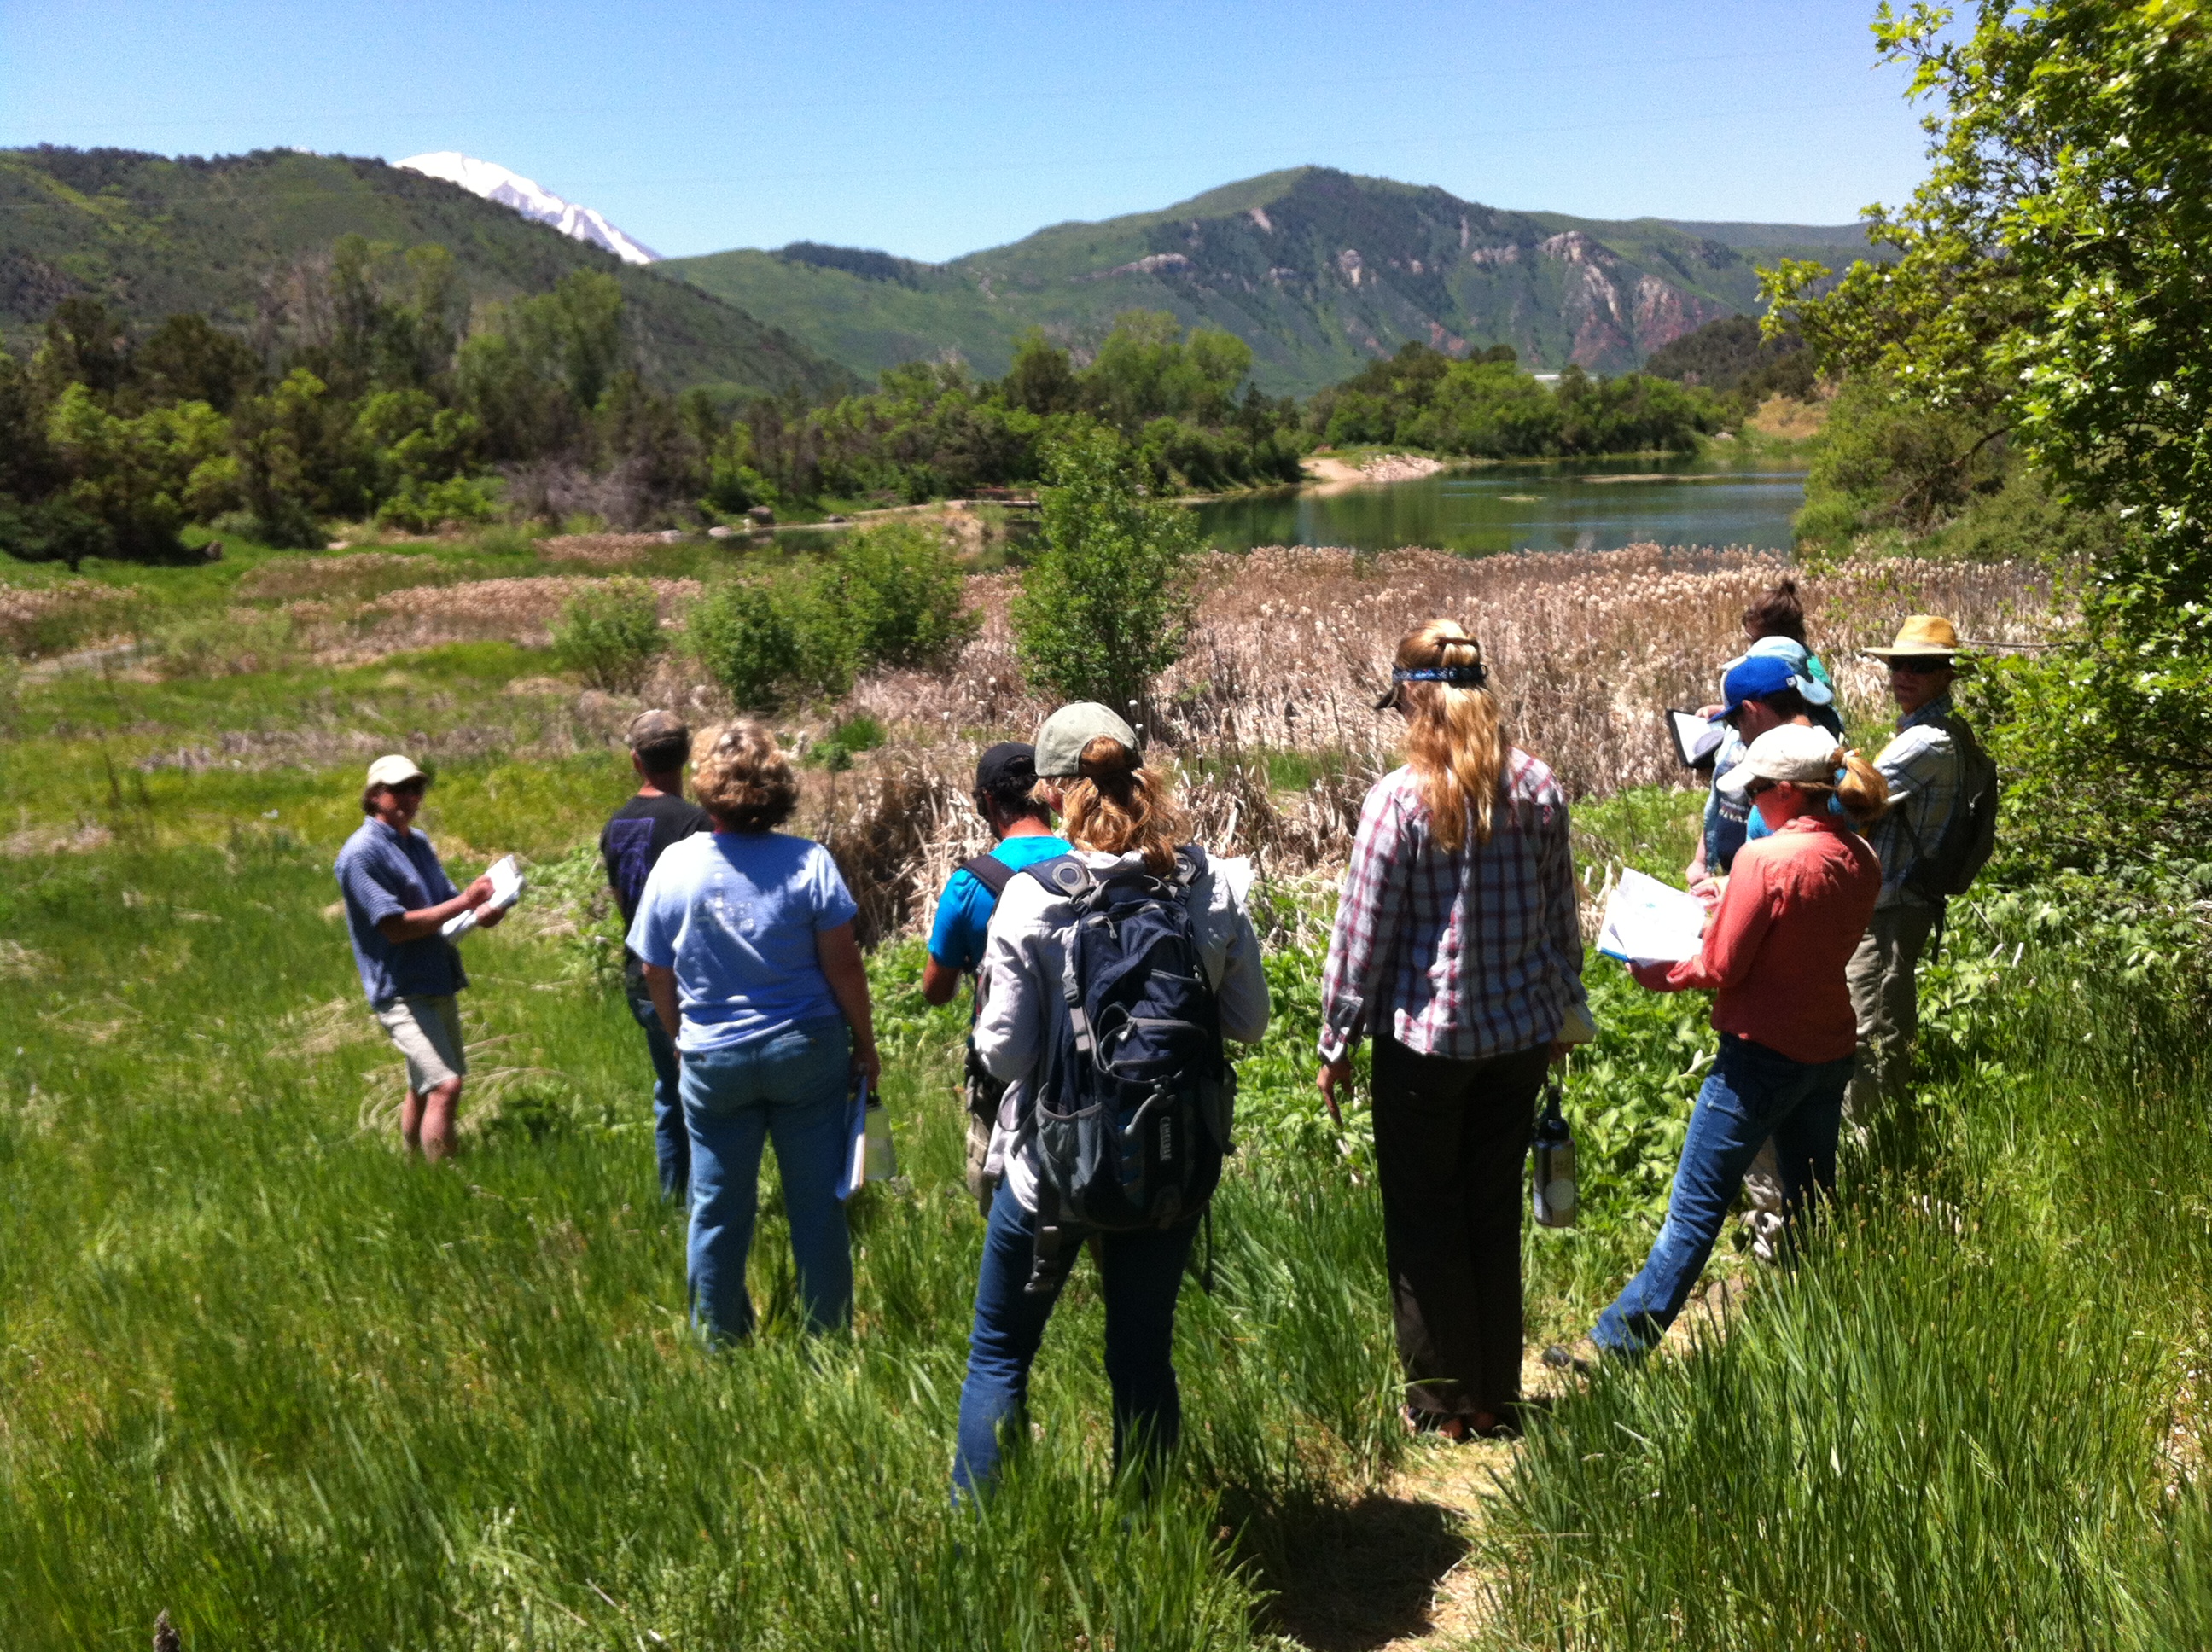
left=1276, top=1277, right=1750, bottom=1649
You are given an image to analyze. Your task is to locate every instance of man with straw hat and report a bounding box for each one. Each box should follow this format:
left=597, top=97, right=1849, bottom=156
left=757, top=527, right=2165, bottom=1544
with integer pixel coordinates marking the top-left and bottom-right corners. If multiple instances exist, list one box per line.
left=1850, top=614, right=1985, bottom=1151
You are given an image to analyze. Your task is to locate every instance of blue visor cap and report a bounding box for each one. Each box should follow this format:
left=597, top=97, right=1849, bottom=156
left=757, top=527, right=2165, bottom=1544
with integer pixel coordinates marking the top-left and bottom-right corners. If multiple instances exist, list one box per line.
left=1714, top=653, right=1835, bottom=719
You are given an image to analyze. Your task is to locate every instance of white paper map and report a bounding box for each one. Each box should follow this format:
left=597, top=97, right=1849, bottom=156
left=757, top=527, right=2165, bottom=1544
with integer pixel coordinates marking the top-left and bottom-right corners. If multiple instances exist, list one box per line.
left=1597, top=868, right=1708, bottom=967
left=441, top=854, right=525, bottom=939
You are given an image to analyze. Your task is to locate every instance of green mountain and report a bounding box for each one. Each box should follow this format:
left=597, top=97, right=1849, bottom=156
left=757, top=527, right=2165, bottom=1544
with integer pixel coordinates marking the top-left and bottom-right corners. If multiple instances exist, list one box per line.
left=0, top=146, right=853, bottom=400
left=667, top=166, right=1877, bottom=395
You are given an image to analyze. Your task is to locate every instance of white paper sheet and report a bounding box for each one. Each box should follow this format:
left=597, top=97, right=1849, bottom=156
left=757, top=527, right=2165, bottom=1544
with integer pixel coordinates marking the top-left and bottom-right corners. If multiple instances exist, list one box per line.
left=1597, top=868, right=1708, bottom=967
left=1212, top=853, right=1257, bottom=909
left=1668, top=709, right=1727, bottom=767
left=440, top=854, right=525, bottom=939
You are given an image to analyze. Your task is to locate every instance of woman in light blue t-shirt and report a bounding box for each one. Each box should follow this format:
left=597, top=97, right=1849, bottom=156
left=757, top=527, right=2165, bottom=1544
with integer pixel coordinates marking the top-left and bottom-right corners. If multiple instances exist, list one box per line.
left=628, top=721, right=879, bottom=1341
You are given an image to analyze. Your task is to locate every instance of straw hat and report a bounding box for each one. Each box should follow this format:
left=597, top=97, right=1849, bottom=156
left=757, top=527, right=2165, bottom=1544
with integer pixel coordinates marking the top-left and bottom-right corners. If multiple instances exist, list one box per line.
left=1864, top=614, right=1973, bottom=670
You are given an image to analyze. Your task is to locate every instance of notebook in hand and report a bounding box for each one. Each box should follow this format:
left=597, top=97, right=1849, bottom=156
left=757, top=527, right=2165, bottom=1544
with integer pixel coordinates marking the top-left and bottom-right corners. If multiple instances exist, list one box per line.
left=1668, top=709, right=1727, bottom=769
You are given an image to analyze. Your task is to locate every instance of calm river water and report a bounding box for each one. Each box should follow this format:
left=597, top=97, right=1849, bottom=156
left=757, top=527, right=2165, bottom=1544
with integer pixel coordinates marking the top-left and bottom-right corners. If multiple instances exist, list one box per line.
left=1190, top=456, right=1807, bottom=556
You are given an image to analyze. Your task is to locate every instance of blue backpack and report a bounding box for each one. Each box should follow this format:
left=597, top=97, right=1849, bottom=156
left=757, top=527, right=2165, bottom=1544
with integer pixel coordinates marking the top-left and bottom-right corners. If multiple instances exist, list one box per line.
left=1019, top=846, right=1235, bottom=1288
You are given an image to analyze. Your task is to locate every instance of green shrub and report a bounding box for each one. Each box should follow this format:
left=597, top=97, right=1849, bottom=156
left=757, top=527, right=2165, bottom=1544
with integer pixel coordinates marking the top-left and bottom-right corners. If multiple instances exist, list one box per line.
left=690, top=528, right=973, bottom=711
left=820, top=522, right=976, bottom=670
left=689, top=577, right=805, bottom=708
left=0, top=497, right=110, bottom=571
left=550, top=576, right=664, bottom=691
left=805, top=713, right=886, bottom=771
left=1012, top=424, right=1202, bottom=715
left=375, top=475, right=500, bottom=533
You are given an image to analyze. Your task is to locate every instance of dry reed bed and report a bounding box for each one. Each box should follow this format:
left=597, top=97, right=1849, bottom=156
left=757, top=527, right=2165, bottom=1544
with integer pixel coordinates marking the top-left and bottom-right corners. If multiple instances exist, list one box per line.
left=233, top=553, right=453, bottom=603
left=0, top=579, right=137, bottom=656
left=536, top=533, right=676, bottom=568
left=856, top=545, right=2058, bottom=801
left=290, top=575, right=701, bottom=660
left=824, top=544, right=2057, bottom=931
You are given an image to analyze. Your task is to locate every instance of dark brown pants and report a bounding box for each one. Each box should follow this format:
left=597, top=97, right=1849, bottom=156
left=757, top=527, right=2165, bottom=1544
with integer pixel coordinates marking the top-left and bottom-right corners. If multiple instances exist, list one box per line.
left=1370, top=1033, right=1551, bottom=1418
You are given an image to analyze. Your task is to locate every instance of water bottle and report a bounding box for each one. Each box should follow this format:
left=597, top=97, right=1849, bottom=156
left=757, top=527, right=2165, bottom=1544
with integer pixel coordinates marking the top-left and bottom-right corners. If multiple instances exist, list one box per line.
left=1531, top=1079, right=1577, bottom=1229
left=861, top=1095, right=898, bottom=1183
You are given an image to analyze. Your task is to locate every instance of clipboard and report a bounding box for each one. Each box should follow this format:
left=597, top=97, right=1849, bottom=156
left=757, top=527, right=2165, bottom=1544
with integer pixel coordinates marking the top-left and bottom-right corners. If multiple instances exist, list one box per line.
left=1666, top=709, right=1727, bottom=769
left=1597, top=869, right=1708, bottom=967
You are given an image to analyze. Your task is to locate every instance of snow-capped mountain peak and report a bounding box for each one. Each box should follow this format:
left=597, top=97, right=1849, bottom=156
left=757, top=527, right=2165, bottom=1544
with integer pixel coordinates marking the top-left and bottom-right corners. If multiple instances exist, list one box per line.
left=397, top=153, right=661, bottom=265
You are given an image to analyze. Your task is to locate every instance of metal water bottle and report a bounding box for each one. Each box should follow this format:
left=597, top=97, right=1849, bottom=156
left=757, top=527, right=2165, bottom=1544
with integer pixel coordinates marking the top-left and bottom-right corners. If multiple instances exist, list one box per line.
left=1531, top=1079, right=1577, bottom=1229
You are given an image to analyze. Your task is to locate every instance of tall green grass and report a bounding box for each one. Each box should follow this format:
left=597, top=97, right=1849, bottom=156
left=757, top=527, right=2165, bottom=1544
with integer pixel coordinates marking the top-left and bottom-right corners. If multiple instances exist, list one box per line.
left=1484, top=889, right=2212, bottom=1650
left=0, top=834, right=1406, bottom=1649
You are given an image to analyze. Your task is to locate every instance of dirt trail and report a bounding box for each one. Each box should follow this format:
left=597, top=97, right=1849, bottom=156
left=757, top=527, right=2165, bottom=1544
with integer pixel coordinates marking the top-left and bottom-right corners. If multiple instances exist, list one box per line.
left=1278, top=1275, right=1748, bottom=1650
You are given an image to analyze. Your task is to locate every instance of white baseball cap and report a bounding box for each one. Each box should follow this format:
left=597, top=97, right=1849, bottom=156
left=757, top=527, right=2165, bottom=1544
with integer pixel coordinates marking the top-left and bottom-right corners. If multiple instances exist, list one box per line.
left=364, top=753, right=428, bottom=790
left=1717, top=724, right=1841, bottom=797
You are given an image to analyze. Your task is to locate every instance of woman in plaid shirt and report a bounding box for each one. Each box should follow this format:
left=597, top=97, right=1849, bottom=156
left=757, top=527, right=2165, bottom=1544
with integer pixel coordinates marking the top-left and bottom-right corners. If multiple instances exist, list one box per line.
left=1318, top=620, right=1592, bottom=1440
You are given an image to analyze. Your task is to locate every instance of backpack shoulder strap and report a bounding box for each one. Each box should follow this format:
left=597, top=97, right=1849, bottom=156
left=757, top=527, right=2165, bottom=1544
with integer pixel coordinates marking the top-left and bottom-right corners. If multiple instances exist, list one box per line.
left=1173, top=843, right=1209, bottom=888
left=958, top=852, right=1016, bottom=899
left=1018, top=852, right=1092, bottom=902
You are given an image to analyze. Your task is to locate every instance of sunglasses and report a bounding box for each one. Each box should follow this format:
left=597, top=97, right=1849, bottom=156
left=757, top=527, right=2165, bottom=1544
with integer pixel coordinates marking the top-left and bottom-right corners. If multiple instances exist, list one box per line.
left=1744, top=777, right=1780, bottom=798
left=1889, top=658, right=1953, bottom=677
left=389, top=778, right=428, bottom=796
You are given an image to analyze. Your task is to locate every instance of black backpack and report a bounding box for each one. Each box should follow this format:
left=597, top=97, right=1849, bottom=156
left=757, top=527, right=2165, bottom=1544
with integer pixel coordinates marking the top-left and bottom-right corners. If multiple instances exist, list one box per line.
left=1018, top=847, right=1235, bottom=1290
left=1900, top=712, right=2000, bottom=903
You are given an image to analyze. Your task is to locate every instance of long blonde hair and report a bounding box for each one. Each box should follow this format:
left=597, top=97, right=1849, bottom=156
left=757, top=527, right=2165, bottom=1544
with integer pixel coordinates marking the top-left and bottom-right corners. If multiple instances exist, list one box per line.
left=1057, top=736, right=1181, bottom=875
left=1392, top=619, right=1510, bottom=853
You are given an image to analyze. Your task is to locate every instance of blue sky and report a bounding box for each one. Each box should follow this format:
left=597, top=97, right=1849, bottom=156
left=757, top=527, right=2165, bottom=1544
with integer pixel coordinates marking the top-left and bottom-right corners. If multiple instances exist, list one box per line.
left=1, top=1, right=1930, bottom=262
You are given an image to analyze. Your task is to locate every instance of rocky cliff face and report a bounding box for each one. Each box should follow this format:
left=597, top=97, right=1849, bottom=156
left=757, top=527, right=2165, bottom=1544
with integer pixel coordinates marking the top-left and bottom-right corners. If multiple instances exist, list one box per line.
left=667, top=166, right=1871, bottom=393
left=1085, top=171, right=1741, bottom=378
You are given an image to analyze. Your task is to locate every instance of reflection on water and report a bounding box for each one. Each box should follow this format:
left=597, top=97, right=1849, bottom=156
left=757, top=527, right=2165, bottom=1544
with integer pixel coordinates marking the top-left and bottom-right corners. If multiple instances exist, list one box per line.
left=1190, top=457, right=1807, bottom=556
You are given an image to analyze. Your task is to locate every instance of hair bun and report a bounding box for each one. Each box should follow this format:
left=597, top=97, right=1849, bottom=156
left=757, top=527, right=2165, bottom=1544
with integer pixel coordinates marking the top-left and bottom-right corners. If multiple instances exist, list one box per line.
left=1076, top=735, right=1137, bottom=779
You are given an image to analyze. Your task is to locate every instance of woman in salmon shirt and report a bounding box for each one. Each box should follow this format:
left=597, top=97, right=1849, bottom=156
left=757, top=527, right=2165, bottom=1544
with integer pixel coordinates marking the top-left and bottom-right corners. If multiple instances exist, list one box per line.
left=1591, top=723, right=1889, bottom=1357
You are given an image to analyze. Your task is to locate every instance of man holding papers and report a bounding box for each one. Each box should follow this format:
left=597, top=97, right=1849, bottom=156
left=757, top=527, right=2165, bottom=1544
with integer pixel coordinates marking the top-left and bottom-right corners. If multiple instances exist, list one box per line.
left=1587, top=725, right=1889, bottom=1358
left=334, top=754, right=509, bottom=1163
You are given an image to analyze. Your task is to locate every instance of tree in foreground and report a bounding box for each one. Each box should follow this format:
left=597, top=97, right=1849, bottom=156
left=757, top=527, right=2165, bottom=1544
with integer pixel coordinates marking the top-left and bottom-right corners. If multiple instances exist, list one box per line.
left=1011, top=423, right=1203, bottom=721
left=1768, top=0, right=2212, bottom=858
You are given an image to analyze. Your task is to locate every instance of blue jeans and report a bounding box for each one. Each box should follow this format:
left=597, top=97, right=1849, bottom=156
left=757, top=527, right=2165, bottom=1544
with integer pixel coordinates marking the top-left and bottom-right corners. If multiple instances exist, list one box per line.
left=953, top=1177, right=1198, bottom=1496
left=624, top=962, right=688, bottom=1202
left=1593, top=1034, right=1854, bottom=1355
left=678, top=1015, right=853, bottom=1341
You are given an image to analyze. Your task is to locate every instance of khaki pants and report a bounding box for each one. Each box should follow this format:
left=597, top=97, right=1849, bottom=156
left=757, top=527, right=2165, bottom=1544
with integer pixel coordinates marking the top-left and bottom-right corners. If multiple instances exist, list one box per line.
left=1845, top=903, right=1941, bottom=1143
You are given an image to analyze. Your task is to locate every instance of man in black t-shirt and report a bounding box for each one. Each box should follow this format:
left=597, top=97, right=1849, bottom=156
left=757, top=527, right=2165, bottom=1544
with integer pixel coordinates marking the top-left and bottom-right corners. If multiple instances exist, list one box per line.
left=600, top=710, right=711, bottom=1201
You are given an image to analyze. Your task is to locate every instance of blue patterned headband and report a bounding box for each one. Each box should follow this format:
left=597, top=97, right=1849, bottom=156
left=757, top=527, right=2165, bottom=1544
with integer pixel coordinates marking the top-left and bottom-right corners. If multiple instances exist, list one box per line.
left=1391, top=665, right=1487, bottom=687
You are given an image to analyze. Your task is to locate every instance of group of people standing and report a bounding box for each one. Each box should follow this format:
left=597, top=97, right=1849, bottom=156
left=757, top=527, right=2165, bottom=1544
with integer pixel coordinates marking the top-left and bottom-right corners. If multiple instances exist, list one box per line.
left=330, top=591, right=1985, bottom=1477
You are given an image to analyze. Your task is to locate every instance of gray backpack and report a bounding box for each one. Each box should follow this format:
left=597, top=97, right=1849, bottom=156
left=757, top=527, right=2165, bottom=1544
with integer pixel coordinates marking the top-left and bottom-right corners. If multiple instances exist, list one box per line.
left=1901, top=712, right=2000, bottom=902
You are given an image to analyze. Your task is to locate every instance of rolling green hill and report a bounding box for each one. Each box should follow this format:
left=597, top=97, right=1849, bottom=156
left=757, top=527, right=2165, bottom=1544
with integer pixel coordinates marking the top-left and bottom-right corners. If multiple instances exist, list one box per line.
left=0, top=146, right=854, bottom=400
left=667, top=166, right=1877, bottom=394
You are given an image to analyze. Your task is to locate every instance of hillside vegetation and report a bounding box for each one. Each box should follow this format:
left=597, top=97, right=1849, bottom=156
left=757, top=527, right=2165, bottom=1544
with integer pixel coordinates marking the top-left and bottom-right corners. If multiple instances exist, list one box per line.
left=667, top=166, right=1877, bottom=393
left=0, top=147, right=853, bottom=401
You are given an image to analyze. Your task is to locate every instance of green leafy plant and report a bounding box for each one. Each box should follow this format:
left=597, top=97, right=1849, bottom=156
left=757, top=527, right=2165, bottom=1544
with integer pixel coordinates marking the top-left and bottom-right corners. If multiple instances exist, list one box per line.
left=688, top=576, right=805, bottom=709
left=1011, top=423, right=1202, bottom=716
left=550, top=576, right=664, bottom=691
left=374, top=474, right=500, bottom=533
left=821, top=522, right=977, bottom=671
left=805, top=713, right=886, bottom=772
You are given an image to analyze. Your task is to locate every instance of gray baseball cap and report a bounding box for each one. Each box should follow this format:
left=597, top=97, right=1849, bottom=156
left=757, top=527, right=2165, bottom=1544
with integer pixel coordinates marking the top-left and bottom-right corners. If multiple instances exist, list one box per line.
left=1033, top=701, right=1139, bottom=777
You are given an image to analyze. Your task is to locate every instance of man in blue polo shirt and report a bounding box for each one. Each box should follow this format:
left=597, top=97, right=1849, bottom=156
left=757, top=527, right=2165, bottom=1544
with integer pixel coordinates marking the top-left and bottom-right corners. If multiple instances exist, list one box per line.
left=335, top=754, right=504, bottom=1162
left=920, top=742, right=1065, bottom=1214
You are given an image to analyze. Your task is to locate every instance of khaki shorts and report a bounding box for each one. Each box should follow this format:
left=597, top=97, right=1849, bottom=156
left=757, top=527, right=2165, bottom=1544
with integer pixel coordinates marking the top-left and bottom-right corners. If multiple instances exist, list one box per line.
left=374, top=994, right=469, bottom=1091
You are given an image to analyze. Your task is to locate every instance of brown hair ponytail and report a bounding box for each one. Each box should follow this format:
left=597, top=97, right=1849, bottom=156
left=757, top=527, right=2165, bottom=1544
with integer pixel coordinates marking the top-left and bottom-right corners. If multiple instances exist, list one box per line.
left=1059, top=736, right=1181, bottom=875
